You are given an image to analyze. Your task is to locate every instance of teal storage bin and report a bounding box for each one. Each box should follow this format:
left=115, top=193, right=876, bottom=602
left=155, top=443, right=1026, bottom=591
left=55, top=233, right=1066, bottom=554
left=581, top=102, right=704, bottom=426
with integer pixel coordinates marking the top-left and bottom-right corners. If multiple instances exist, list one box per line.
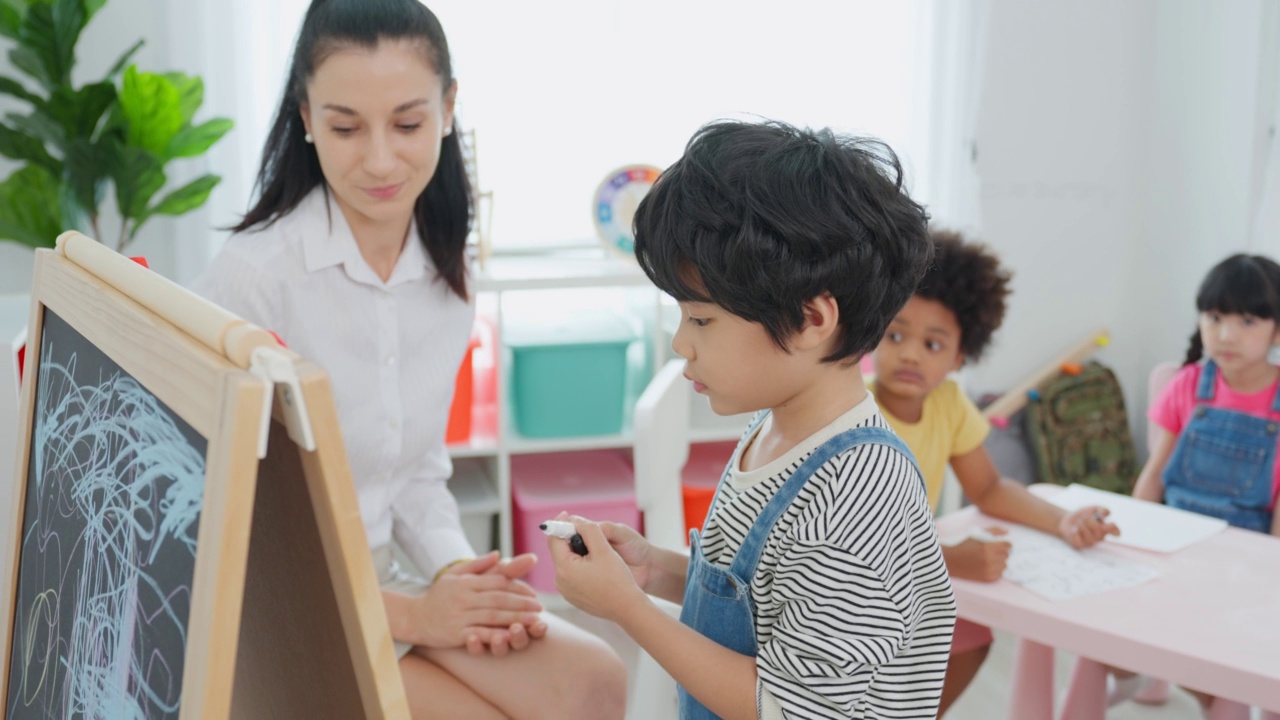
left=505, top=309, right=639, bottom=438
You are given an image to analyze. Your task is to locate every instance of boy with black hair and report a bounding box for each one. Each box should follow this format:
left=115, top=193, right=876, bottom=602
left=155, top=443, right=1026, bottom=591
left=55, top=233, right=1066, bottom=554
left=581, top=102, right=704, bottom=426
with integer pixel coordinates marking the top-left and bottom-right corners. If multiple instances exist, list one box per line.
left=870, top=229, right=1120, bottom=716
left=549, top=119, right=957, bottom=720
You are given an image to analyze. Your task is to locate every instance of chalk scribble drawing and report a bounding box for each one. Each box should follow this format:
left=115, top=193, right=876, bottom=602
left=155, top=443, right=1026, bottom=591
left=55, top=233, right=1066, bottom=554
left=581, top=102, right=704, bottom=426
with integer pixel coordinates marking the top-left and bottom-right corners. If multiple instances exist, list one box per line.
left=7, top=311, right=207, bottom=719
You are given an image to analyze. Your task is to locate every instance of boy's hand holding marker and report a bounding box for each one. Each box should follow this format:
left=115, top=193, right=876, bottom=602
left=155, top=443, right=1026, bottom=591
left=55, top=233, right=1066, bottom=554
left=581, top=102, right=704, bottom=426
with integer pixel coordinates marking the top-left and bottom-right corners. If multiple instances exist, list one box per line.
left=540, top=520, right=588, bottom=555
left=544, top=514, right=651, bottom=623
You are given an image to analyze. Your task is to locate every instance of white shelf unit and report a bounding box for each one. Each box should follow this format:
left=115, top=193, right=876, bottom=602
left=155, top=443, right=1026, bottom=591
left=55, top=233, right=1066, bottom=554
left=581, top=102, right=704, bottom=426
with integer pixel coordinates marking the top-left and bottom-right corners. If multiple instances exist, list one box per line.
left=1, top=295, right=29, bottom=501
left=445, top=250, right=749, bottom=558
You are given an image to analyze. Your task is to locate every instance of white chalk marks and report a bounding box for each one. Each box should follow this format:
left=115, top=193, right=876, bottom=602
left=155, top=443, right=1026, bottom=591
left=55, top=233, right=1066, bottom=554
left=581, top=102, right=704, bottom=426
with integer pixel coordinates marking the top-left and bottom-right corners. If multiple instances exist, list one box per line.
left=7, top=310, right=207, bottom=719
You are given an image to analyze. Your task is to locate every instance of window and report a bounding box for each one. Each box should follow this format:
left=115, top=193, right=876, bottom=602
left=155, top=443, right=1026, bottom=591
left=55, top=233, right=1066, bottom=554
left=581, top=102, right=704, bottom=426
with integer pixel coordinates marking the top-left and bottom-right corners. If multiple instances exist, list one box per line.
left=432, top=0, right=936, bottom=248
left=200, top=1, right=939, bottom=259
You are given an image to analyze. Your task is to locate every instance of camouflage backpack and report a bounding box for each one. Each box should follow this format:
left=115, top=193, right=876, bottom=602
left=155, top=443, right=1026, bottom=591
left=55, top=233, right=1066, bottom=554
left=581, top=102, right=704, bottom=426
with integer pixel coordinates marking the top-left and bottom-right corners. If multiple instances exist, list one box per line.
left=1023, top=360, right=1136, bottom=494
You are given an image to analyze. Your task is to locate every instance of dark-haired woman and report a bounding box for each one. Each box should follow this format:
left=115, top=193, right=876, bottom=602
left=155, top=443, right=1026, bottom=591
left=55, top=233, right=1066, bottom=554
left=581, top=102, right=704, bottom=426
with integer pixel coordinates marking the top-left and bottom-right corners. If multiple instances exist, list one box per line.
left=193, top=2, right=626, bottom=717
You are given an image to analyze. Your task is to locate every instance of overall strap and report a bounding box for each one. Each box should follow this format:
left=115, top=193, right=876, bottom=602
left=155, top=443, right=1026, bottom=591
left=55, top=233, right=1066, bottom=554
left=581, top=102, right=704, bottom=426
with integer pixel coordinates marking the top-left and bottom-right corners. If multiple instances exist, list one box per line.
left=1270, top=368, right=1280, bottom=414
left=729, top=425, right=920, bottom=581
left=1196, top=360, right=1217, bottom=402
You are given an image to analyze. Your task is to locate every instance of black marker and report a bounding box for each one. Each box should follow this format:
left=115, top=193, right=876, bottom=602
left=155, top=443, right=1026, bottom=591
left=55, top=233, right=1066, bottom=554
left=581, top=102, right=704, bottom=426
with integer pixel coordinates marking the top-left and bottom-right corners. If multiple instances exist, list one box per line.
left=540, top=520, right=588, bottom=556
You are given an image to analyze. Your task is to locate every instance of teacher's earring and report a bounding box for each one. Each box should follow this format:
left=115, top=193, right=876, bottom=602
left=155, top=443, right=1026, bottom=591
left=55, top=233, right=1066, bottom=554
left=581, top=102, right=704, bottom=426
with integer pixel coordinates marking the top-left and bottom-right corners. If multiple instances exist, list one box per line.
left=304, top=133, right=314, bottom=144
left=443, top=126, right=452, bottom=137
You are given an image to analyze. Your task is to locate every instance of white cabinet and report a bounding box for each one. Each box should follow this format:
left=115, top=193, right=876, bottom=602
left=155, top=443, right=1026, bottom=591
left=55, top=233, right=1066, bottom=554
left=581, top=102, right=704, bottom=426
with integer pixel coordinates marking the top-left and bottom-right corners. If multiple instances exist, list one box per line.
left=446, top=251, right=749, bottom=558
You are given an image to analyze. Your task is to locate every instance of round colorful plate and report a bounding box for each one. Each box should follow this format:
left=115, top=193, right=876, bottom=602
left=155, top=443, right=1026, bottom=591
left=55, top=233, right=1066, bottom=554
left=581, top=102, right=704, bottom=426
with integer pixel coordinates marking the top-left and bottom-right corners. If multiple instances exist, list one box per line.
left=593, top=164, right=662, bottom=258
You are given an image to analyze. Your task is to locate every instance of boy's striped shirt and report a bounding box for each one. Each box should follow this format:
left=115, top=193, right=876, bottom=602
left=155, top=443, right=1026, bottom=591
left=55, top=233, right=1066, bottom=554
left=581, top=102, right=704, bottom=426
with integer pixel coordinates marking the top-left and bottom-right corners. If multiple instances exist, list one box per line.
left=699, top=396, right=955, bottom=719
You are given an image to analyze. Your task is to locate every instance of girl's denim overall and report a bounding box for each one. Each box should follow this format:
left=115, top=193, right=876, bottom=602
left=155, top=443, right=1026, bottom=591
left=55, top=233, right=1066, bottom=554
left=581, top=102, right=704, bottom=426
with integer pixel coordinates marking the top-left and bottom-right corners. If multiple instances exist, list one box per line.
left=677, top=414, right=922, bottom=719
left=1162, top=359, right=1278, bottom=532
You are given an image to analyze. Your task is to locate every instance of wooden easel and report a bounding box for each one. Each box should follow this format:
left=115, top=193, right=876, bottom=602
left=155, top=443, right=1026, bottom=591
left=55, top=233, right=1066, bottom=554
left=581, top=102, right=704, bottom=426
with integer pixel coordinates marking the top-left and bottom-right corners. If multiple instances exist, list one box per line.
left=2, top=233, right=407, bottom=718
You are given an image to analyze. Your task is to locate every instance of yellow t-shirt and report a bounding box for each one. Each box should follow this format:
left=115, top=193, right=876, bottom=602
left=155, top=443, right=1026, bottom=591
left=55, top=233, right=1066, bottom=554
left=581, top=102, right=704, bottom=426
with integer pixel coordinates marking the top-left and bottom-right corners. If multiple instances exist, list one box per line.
left=870, top=379, right=990, bottom=512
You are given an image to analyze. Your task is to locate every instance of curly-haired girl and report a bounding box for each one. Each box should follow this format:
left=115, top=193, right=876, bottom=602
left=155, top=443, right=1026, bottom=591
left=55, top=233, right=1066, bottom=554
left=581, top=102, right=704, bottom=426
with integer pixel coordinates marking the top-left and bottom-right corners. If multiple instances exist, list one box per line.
left=871, top=229, right=1120, bottom=717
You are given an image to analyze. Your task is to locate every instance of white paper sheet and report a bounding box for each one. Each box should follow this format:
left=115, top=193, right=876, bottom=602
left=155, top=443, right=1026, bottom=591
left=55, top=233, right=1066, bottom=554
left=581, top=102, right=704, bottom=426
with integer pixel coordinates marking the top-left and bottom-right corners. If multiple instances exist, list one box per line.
left=984, top=525, right=1160, bottom=601
left=1046, top=483, right=1228, bottom=553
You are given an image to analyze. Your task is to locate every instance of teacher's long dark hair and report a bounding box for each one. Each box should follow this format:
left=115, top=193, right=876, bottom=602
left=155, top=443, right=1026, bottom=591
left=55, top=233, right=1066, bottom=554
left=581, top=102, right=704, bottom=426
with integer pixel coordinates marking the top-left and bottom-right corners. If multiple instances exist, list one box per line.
left=234, top=0, right=471, bottom=299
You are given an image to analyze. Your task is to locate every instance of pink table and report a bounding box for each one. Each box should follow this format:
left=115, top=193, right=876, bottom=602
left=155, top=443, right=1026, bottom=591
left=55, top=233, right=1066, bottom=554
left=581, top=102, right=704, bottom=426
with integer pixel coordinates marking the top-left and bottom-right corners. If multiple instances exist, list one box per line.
left=935, top=486, right=1280, bottom=720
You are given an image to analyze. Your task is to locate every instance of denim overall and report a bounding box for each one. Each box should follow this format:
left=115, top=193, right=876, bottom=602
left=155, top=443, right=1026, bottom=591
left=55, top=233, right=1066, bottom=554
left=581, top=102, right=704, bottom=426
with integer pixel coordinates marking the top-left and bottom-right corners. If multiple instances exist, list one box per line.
left=677, top=414, right=922, bottom=719
left=1162, top=360, right=1279, bottom=533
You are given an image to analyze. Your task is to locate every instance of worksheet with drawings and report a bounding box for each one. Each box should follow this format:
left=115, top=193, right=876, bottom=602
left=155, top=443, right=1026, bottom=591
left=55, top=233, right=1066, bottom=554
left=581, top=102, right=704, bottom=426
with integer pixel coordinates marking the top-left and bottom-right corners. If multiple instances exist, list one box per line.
left=993, top=525, right=1160, bottom=601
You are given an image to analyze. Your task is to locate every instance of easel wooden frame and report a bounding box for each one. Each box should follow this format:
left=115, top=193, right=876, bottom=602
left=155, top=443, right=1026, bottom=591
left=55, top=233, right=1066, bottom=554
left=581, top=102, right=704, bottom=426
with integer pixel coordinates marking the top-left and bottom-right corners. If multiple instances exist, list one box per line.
left=229, top=349, right=409, bottom=719
left=1, top=234, right=408, bottom=718
left=1, top=244, right=268, bottom=718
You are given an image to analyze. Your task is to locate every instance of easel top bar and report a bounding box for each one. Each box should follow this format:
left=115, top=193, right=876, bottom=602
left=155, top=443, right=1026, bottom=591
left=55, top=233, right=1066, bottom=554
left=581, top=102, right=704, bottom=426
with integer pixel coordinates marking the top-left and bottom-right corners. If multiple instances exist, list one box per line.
left=56, top=231, right=280, bottom=369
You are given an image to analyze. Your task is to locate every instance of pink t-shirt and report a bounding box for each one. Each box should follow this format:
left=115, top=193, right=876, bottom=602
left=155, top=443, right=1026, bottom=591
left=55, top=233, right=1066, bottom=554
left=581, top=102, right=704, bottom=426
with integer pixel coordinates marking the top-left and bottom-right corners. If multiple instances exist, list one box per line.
left=1150, top=363, right=1280, bottom=509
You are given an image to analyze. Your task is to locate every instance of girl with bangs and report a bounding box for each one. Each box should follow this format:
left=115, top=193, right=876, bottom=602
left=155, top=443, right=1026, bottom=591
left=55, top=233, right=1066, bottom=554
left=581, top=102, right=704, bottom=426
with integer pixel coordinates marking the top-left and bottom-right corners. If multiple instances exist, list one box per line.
left=1134, top=252, right=1280, bottom=534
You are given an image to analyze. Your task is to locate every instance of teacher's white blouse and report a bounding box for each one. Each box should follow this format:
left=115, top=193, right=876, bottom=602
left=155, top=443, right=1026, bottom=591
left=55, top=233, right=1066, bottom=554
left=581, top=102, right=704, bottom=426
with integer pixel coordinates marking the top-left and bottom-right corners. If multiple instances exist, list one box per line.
left=191, top=188, right=476, bottom=581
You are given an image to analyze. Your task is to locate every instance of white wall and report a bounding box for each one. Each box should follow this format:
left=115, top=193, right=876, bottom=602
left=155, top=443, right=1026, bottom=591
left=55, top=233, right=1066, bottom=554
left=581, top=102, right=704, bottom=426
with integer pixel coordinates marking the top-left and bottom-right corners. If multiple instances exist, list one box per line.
left=967, top=0, right=1277, bottom=456
left=1135, top=0, right=1274, bottom=398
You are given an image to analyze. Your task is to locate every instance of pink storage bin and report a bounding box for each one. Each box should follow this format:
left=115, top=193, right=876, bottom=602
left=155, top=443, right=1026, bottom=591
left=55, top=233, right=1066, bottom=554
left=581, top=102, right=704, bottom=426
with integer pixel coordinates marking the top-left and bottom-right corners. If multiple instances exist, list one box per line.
left=511, top=449, right=640, bottom=592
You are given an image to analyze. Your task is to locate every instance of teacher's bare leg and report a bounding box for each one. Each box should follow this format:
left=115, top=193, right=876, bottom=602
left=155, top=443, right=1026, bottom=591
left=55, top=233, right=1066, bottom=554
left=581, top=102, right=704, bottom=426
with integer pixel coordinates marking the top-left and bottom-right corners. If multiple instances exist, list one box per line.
left=414, top=613, right=627, bottom=720
left=399, top=653, right=507, bottom=720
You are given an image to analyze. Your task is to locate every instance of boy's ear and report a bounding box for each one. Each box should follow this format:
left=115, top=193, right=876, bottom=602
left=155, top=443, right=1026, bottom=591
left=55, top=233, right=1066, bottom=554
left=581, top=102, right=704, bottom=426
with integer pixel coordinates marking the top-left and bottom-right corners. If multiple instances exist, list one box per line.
left=794, top=293, right=840, bottom=352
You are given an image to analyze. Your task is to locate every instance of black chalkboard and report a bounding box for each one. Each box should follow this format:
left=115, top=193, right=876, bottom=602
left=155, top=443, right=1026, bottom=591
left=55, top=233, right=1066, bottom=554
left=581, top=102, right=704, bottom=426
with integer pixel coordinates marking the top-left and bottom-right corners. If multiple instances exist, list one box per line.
left=6, top=308, right=207, bottom=719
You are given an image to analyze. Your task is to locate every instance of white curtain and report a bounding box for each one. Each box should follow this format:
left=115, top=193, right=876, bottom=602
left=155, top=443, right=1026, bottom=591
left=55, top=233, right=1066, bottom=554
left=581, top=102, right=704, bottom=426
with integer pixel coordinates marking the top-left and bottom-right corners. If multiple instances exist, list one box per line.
left=1249, top=0, right=1280, bottom=254
left=161, top=0, right=310, bottom=282
left=922, top=0, right=991, bottom=516
left=922, top=0, right=991, bottom=235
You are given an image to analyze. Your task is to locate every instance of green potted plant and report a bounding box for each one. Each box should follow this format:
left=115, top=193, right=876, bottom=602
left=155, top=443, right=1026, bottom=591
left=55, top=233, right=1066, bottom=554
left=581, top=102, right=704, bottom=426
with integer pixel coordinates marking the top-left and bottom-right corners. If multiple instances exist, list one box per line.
left=0, top=0, right=232, bottom=253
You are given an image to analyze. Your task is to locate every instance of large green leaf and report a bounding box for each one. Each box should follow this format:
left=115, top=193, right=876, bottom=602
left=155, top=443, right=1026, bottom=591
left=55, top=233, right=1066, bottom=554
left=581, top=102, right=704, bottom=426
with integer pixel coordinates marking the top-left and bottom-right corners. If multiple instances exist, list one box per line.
left=119, top=67, right=182, bottom=156
left=0, top=76, right=41, bottom=107
left=0, top=3, right=21, bottom=40
left=164, top=73, right=202, bottom=126
left=0, top=164, right=63, bottom=249
left=15, top=1, right=77, bottom=90
left=166, top=117, right=232, bottom=159
left=47, top=0, right=88, bottom=86
left=147, top=174, right=219, bottom=218
left=109, top=142, right=165, bottom=220
left=82, top=0, right=106, bottom=23
left=8, top=45, right=50, bottom=87
left=45, top=81, right=115, bottom=138
left=55, top=175, right=89, bottom=234
left=0, top=121, right=60, bottom=174
left=63, top=137, right=107, bottom=215
left=5, top=109, right=65, bottom=149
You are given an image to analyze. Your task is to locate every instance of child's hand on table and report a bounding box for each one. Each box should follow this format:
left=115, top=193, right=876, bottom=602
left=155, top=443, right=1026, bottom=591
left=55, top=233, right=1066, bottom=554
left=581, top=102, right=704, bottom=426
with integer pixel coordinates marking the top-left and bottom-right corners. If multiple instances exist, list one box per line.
left=946, top=526, right=1011, bottom=582
left=1058, top=506, right=1120, bottom=549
